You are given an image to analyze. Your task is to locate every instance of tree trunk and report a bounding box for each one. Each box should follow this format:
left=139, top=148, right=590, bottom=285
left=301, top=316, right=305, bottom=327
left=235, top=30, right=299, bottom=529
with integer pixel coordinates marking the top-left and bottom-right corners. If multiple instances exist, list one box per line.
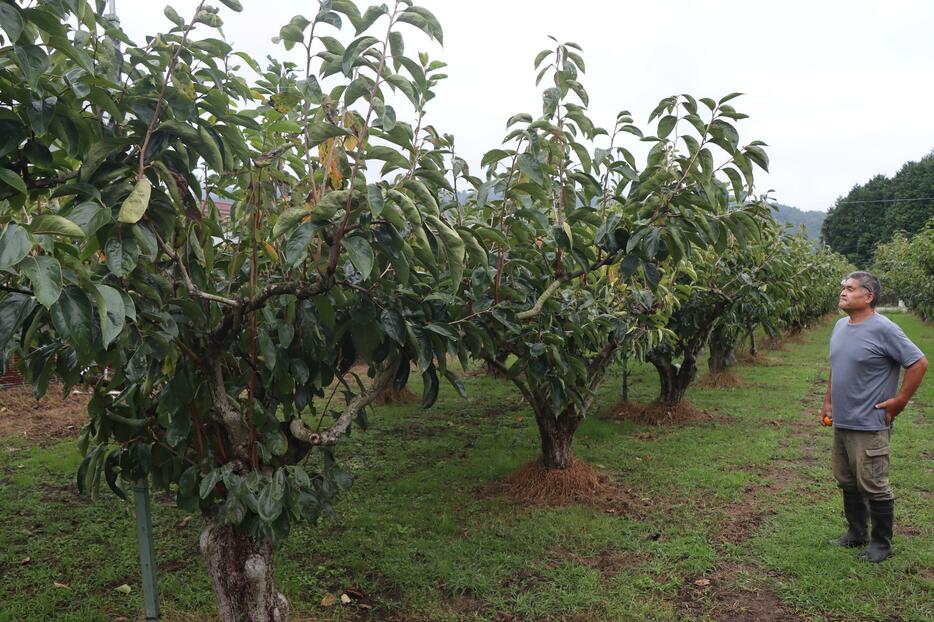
left=200, top=519, right=289, bottom=622
left=648, top=348, right=697, bottom=407
left=533, top=405, right=581, bottom=470
left=620, top=355, right=630, bottom=402
left=748, top=326, right=757, bottom=357
left=708, top=325, right=736, bottom=374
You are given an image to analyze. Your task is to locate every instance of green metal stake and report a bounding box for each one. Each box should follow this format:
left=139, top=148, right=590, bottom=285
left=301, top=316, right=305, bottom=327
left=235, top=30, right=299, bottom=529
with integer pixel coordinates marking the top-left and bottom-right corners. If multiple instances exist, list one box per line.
left=134, top=479, right=160, bottom=621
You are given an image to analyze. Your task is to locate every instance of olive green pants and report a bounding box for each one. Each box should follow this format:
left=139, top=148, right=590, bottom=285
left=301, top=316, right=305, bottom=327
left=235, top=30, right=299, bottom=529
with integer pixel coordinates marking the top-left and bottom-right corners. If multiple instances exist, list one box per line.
left=832, top=428, right=894, bottom=501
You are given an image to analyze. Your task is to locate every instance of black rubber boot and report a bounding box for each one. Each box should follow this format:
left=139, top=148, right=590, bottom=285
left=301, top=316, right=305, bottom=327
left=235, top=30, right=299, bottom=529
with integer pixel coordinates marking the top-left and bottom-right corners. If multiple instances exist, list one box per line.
left=858, top=499, right=894, bottom=563
left=830, top=490, right=869, bottom=547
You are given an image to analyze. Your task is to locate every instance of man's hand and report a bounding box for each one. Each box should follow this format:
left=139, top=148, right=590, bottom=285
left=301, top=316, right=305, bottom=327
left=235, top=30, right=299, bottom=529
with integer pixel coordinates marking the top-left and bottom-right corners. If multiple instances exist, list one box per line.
left=874, top=397, right=908, bottom=424
left=819, top=401, right=832, bottom=426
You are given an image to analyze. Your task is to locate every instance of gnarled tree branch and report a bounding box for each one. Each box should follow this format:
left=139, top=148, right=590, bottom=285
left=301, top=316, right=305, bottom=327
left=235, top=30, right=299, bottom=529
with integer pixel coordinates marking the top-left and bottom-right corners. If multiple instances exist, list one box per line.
left=289, top=357, right=397, bottom=446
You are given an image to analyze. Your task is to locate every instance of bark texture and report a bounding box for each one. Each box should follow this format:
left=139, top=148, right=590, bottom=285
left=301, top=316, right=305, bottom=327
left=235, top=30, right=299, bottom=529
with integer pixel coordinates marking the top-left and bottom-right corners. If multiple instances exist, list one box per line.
left=708, top=325, right=737, bottom=374
left=647, top=348, right=698, bottom=407
left=200, top=520, right=289, bottom=622
left=533, top=405, right=581, bottom=470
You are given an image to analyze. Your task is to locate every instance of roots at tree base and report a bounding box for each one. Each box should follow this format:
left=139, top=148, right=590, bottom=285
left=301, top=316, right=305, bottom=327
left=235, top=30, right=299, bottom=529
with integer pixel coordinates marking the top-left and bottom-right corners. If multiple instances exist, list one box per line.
left=200, top=519, right=289, bottom=622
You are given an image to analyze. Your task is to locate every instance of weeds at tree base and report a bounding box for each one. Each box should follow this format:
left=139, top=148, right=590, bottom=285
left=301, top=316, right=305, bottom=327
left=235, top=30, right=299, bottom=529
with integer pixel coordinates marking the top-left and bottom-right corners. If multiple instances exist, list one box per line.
left=696, top=372, right=745, bottom=389
left=606, top=401, right=707, bottom=426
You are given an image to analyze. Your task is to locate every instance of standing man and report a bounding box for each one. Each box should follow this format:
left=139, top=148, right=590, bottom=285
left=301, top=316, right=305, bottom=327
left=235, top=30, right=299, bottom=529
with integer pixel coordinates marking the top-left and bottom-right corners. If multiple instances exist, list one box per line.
left=821, top=271, right=927, bottom=562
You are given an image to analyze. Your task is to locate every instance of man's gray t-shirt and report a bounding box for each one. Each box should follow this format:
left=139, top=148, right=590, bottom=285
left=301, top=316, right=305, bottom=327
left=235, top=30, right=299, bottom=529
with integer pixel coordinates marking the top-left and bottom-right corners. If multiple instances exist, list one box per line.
left=829, top=313, right=924, bottom=431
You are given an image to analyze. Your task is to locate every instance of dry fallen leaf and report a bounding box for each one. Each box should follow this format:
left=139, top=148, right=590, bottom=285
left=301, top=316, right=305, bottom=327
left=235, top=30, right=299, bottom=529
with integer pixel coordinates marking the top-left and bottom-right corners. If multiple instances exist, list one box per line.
left=53, top=581, right=69, bottom=589
left=320, top=593, right=337, bottom=607
left=359, top=603, right=372, bottom=610
left=175, top=516, right=192, bottom=530
left=19, top=557, right=30, bottom=565
left=114, top=584, right=132, bottom=595
left=693, top=578, right=711, bottom=587
left=340, top=593, right=351, bottom=605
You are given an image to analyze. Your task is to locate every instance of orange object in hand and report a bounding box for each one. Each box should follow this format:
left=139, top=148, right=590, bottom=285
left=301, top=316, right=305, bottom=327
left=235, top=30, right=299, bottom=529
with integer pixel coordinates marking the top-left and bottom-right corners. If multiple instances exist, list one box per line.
left=821, top=414, right=833, bottom=427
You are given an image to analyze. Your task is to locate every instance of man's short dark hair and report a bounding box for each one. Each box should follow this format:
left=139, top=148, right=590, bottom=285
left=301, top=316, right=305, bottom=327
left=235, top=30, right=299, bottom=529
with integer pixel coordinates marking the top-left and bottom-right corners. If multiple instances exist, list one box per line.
left=846, top=271, right=882, bottom=308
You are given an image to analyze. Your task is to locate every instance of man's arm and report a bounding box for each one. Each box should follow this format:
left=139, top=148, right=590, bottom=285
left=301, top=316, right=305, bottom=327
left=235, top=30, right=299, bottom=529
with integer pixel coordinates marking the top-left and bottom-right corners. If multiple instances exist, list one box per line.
left=820, top=369, right=832, bottom=423
left=875, top=356, right=929, bottom=424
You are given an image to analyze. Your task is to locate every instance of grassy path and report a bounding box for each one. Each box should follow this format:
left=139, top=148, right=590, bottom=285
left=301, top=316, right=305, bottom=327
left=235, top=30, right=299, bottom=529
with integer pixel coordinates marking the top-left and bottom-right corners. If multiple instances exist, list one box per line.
left=0, top=314, right=931, bottom=621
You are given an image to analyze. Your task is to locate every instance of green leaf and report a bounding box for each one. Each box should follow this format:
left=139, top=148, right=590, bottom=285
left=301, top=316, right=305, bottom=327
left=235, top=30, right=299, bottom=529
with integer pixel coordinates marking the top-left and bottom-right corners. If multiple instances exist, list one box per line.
left=719, top=92, right=744, bottom=104
left=366, top=145, right=408, bottom=170
left=0, top=293, right=34, bottom=354
left=341, top=35, right=378, bottom=76
left=13, top=45, right=49, bottom=89
left=0, top=3, right=24, bottom=43
left=380, top=309, right=405, bottom=345
left=480, top=149, right=513, bottom=168
left=442, top=369, right=467, bottom=399
left=388, top=31, right=404, bottom=69
left=344, top=235, right=374, bottom=280
left=30, top=215, right=85, bottom=238
left=217, top=0, right=243, bottom=11
left=398, top=6, right=443, bottom=44
left=117, top=178, right=152, bottom=224
left=533, top=49, right=552, bottom=69
left=306, top=122, right=349, bottom=148
left=0, top=168, right=27, bottom=195
left=366, top=184, right=384, bottom=217
left=176, top=466, right=198, bottom=510
left=744, top=145, right=770, bottom=172
left=163, top=5, right=184, bottom=26
left=273, top=207, right=309, bottom=238
left=542, top=87, right=560, bottom=117
left=284, top=221, right=319, bottom=268
left=516, top=153, right=543, bottom=185
left=0, top=224, right=31, bottom=270
left=257, top=478, right=284, bottom=522
left=315, top=190, right=352, bottom=221
left=95, top=284, right=126, bottom=348
left=657, top=115, right=677, bottom=139
left=199, top=468, right=223, bottom=499
left=20, top=256, right=62, bottom=308
left=50, top=286, right=93, bottom=359
left=258, top=331, right=276, bottom=370
left=79, top=137, right=134, bottom=181
left=421, top=367, right=439, bottom=408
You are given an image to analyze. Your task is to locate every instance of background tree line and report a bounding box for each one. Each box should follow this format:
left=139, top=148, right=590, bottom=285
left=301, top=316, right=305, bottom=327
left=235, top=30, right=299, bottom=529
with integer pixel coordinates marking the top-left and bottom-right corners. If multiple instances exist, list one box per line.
left=822, top=151, right=934, bottom=267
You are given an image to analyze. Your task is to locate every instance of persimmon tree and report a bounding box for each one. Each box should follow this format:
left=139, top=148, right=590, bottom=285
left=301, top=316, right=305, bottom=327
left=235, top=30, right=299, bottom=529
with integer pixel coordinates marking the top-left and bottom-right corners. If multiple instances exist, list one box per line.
left=873, top=221, right=934, bottom=320
left=458, top=41, right=773, bottom=471
left=0, top=1, right=463, bottom=619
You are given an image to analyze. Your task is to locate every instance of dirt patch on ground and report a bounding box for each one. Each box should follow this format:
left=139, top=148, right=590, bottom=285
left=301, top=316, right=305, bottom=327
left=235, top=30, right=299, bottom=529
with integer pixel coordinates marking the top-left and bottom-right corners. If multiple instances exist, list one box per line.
left=606, top=400, right=710, bottom=426
left=0, top=383, right=89, bottom=443
left=677, top=562, right=802, bottom=621
left=696, top=371, right=746, bottom=389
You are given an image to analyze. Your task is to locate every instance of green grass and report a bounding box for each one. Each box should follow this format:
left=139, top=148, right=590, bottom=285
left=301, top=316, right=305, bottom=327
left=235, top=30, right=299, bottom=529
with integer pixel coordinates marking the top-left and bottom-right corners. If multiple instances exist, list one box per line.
left=1, top=314, right=931, bottom=621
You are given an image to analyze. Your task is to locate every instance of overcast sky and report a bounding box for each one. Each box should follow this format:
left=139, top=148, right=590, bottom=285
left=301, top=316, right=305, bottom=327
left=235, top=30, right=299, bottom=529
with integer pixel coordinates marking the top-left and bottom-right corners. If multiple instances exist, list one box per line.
left=114, top=0, right=934, bottom=212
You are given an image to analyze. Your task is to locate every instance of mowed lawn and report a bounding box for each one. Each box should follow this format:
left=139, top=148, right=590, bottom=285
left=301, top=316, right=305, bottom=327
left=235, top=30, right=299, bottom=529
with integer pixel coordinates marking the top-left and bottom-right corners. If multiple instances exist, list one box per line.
left=0, top=314, right=931, bottom=621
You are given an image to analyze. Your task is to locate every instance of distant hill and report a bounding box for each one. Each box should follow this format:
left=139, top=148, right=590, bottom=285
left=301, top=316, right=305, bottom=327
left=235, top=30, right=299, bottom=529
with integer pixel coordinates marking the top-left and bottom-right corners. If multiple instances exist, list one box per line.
left=770, top=203, right=826, bottom=242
